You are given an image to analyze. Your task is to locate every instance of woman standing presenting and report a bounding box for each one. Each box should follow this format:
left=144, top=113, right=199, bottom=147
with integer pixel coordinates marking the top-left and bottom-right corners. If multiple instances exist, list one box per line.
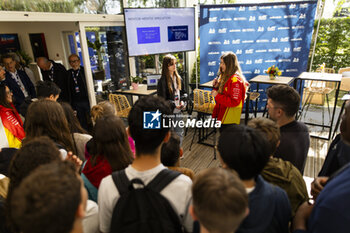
left=0, top=82, right=25, bottom=148
left=211, top=52, right=248, bottom=131
left=157, top=54, right=186, bottom=144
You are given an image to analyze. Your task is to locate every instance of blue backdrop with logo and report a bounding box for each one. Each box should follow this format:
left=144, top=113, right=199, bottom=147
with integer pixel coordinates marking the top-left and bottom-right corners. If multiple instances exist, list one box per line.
left=200, top=1, right=317, bottom=111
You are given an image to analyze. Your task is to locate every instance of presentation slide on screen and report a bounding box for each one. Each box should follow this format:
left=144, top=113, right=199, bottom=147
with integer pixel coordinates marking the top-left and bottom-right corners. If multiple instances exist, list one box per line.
left=124, top=8, right=195, bottom=56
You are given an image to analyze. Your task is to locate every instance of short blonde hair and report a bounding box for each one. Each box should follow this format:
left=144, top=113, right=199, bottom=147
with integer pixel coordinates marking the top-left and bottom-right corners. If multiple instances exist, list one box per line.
left=192, top=168, right=248, bottom=233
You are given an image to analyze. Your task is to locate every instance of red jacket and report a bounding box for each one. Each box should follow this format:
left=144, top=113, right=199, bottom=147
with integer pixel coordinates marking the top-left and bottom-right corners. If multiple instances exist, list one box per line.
left=212, top=74, right=246, bottom=124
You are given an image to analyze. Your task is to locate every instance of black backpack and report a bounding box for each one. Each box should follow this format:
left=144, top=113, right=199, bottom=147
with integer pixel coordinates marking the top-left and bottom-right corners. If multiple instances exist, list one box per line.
left=110, top=169, right=185, bottom=233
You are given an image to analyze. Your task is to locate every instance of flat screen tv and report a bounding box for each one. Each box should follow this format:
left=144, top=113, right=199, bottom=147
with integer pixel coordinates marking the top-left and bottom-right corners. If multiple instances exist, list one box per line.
left=124, top=8, right=195, bottom=56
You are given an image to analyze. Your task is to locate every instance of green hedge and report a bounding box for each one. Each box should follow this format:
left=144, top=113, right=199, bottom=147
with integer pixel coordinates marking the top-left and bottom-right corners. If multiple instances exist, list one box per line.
left=308, top=17, right=350, bottom=72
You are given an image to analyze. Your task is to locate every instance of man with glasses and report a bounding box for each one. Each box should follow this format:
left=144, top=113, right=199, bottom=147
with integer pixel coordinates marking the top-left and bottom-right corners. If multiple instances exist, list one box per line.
left=267, top=85, right=309, bottom=174
left=68, top=54, right=90, bottom=130
left=2, top=54, right=36, bottom=113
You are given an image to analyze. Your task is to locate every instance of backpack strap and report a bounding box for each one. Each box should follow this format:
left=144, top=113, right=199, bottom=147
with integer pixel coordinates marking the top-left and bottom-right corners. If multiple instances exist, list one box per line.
left=111, top=170, right=130, bottom=195
left=147, top=169, right=181, bottom=193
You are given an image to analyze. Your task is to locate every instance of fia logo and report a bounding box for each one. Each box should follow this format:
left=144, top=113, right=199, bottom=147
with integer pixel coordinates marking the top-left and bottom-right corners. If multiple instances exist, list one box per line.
left=143, top=110, right=161, bottom=129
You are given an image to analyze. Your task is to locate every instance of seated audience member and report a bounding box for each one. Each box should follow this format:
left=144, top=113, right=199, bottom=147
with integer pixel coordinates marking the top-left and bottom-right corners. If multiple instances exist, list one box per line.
left=10, top=161, right=87, bottom=233
left=61, top=102, right=92, bottom=161
left=248, top=117, right=309, bottom=217
left=19, top=80, right=61, bottom=117
left=293, top=100, right=350, bottom=233
left=161, top=131, right=195, bottom=180
left=5, top=137, right=96, bottom=233
left=267, top=85, right=310, bottom=174
left=82, top=115, right=133, bottom=202
left=98, top=96, right=193, bottom=233
left=86, top=101, right=135, bottom=159
left=6, top=137, right=62, bottom=233
left=218, top=125, right=291, bottom=233
left=24, top=99, right=75, bottom=158
left=2, top=54, right=36, bottom=112
left=0, top=83, right=25, bottom=149
left=190, top=167, right=249, bottom=233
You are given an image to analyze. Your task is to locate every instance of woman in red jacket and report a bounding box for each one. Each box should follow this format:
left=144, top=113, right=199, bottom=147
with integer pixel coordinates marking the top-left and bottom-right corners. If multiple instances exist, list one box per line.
left=211, top=52, right=249, bottom=131
left=0, top=82, right=25, bottom=148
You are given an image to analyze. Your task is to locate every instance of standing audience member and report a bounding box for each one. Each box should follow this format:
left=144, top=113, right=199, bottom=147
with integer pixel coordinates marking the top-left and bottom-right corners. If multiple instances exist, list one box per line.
left=211, top=52, right=249, bottom=131
left=161, top=131, right=195, bottom=180
left=68, top=54, right=90, bottom=130
left=2, top=54, right=36, bottom=112
left=157, top=54, right=187, bottom=144
left=24, top=99, right=75, bottom=158
left=267, top=84, right=310, bottom=174
left=82, top=115, right=133, bottom=202
left=61, top=102, right=92, bottom=161
left=293, top=100, right=350, bottom=233
left=0, top=83, right=25, bottom=149
left=36, top=57, right=70, bottom=102
left=19, top=80, right=61, bottom=117
left=248, top=117, right=309, bottom=217
left=7, top=52, right=36, bottom=85
left=9, top=161, right=87, bottom=233
left=190, top=168, right=249, bottom=233
left=218, top=125, right=291, bottom=233
left=98, top=96, right=193, bottom=233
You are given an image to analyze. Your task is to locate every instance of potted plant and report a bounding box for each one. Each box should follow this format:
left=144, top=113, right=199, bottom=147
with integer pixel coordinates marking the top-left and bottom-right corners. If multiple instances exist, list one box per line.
left=130, top=76, right=143, bottom=90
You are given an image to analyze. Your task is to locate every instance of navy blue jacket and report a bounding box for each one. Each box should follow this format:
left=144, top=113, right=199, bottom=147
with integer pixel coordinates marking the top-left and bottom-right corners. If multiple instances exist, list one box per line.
left=294, top=164, right=350, bottom=233
left=237, top=175, right=291, bottom=233
left=4, top=70, right=36, bottom=111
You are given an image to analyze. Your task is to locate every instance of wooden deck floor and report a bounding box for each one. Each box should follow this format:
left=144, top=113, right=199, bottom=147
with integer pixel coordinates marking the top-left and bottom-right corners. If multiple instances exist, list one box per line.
left=180, top=126, right=333, bottom=178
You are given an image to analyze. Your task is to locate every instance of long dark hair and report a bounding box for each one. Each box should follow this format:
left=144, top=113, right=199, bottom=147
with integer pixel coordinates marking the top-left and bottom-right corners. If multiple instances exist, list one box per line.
left=161, top=54, right=181, bottom=95
left=60, top=102, right=88, bottom=156
left=91, top=115, right=133, bottom=171
left=24, top=99, right=75, bottom=153
left=60, top=102, right=87, bottom=134
left=0, top=83, right=13, bottom=109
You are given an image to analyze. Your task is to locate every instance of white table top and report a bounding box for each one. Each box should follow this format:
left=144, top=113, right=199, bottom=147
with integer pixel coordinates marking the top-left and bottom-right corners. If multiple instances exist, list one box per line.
left=298, top=72, right=342, bottom=82
left=249, top=75, right=295, bottom=85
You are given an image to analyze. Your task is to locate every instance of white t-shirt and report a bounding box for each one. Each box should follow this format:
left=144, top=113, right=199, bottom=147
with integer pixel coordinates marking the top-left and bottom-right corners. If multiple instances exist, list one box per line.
left=83, top=200, right=99, bottom=233
left=98, top=164, right=193, bottom=233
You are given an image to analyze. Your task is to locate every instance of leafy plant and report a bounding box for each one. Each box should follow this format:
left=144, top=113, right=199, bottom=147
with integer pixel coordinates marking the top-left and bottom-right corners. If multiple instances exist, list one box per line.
left=130, top=76, right=143, bottom=84
left=308, top=17, right=350, bottom=72
left=16, top=50, right=32, bottom=66
left=87, top=38, right=104, bottom=71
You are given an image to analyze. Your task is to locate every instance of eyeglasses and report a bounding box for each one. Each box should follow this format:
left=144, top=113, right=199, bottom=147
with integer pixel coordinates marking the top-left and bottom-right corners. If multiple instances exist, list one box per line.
left=69, top=59, right=80, bottom=64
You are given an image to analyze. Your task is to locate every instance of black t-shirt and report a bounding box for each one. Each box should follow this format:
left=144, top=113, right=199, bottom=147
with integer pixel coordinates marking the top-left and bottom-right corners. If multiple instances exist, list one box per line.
left=274, top=120, right=310, bottom=174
